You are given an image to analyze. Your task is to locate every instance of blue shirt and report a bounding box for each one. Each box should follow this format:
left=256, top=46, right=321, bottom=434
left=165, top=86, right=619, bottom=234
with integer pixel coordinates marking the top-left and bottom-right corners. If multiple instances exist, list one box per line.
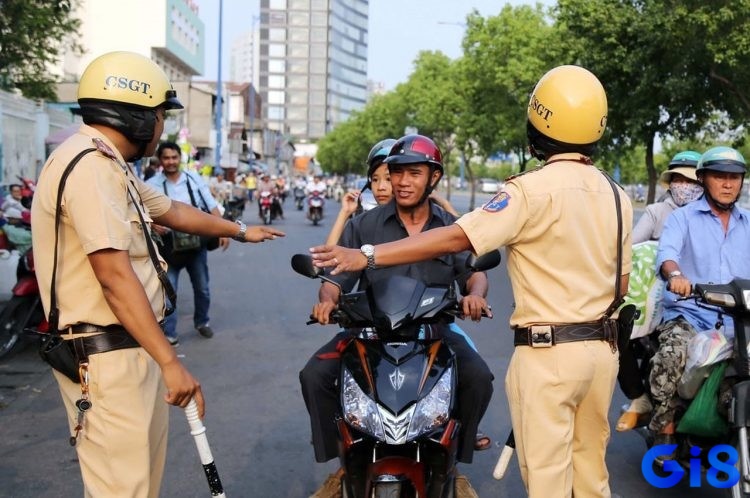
left=146, top=170, right=217, bottom=211
left=656, top=196, right=750, bottom=336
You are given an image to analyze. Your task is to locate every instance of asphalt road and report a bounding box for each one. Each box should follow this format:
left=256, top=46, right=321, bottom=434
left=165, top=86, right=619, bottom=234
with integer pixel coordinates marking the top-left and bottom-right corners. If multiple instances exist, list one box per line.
left=0, top=191, right=726, bottom=497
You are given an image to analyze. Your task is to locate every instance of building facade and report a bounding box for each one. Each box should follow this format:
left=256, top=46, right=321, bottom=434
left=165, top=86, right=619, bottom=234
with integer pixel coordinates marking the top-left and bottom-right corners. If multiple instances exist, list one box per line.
left=259, top=0, right=368, bottom=142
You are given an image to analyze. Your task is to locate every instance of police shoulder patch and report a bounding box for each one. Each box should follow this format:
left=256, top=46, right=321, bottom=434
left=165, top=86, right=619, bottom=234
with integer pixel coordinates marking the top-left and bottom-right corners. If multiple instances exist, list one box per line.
left=92, top=137, right=117, bottom=160
left=483, top=191, right=511, bottom=213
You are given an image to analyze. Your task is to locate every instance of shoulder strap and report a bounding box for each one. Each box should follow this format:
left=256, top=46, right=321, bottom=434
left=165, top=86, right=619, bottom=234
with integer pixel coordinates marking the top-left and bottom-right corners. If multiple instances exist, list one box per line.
left=185, top=171, right=210, bottom=211
left=48, top=148, right=97, bottom=332
left=125, top=179, right=177, bottom=312
left=601, top=171, right=624, bottom=317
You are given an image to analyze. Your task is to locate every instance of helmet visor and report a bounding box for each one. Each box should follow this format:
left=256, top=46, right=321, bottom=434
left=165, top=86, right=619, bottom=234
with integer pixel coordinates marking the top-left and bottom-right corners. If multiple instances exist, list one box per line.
left=163, top=89, right=184, bottom=110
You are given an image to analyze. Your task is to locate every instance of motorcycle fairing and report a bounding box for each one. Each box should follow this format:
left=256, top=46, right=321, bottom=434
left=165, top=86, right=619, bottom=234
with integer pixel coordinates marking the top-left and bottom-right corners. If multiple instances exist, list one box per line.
left=342, top=337, right=455, bottom=418
left=366, top=275, right=451, bottom=333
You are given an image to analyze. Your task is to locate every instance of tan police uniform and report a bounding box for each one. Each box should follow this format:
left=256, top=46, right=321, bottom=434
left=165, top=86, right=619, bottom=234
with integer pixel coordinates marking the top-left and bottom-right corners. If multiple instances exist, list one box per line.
left=31, top=124, right=172, bottom=498
left=456, top=153, right=633, bottom=498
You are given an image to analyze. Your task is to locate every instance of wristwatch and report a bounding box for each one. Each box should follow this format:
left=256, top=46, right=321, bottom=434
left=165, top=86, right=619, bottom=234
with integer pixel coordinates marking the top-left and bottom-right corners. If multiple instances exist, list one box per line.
left=233, top=220, right=247, bottom=242
left=667, top=270, right=682, bottom=280
left=360, top=244, right=376, bottom=270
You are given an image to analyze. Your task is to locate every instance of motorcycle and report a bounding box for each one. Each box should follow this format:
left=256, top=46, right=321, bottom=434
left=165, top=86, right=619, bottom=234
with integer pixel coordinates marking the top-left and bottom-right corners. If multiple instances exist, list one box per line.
left=307, top=190, right=324, bottom=225
left=626, top=278, right=750, bottom=496
left=294, top=186, right=306, bottom=211
left=222, top=196, right=245, bottom=222
left=259, top=191, right=274, bottom=225
left=291, top=250, right=500, bottom=498
left=0, top=247, right=48, bottom=359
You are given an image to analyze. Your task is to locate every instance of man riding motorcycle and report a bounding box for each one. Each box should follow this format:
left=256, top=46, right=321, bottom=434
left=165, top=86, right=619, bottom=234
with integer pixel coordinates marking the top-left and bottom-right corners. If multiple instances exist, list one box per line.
left=299, top=134, right=494, bottom=481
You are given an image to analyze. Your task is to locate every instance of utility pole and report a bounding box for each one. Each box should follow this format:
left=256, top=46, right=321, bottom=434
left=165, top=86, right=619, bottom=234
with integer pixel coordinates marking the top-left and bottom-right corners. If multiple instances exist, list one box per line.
left=214, top=0, right=223, bottom=173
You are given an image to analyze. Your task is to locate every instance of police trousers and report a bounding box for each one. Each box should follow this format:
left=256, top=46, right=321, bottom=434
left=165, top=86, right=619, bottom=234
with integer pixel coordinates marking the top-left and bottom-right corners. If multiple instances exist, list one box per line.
left=506, top=340, right=618, bottom=498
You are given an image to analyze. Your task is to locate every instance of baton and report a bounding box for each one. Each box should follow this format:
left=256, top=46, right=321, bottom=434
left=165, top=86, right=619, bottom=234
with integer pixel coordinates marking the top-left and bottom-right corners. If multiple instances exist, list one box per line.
left=185, top=399, right=227, bottom=497
left=492, top=430, right=515, bottom=480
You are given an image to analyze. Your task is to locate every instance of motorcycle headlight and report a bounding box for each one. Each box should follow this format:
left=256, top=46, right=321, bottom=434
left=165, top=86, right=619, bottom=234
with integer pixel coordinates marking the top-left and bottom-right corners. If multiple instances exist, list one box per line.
left=342, top=367, right=385, bottom=440
left=406, top=367, right=452, bottom=440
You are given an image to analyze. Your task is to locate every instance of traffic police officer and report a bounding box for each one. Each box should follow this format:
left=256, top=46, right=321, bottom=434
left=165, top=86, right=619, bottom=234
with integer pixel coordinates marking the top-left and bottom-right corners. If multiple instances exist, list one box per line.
left=309, top=65, right=632, bottom=498
left=32, top=51, right=283, bottom=497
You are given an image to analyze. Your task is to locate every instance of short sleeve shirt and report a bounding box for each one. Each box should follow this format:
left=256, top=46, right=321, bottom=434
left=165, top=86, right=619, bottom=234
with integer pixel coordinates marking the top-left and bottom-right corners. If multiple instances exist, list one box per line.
left=31, top=125, right=172, bottom=328
left=332, top=199, right=473, bottom=294
left=456, top=153, right=633, bottom=327
left=147, top=170, right=218, bottom=211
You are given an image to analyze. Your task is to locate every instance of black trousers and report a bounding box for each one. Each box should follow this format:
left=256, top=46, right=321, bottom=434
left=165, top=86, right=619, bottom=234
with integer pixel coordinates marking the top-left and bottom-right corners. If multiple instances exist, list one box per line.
left=299, top=329, right=494, bottom=464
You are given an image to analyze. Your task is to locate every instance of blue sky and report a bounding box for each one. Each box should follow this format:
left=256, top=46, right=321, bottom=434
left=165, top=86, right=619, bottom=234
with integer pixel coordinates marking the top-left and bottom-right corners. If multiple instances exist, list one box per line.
left=196, top=0, right=554, bottom=89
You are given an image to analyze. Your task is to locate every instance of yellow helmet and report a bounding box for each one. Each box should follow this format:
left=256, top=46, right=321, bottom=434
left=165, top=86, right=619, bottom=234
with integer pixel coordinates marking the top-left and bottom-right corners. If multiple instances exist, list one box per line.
left=527, top=65, right=607, bottom=145
left=78, top=51, right=183, bottom=110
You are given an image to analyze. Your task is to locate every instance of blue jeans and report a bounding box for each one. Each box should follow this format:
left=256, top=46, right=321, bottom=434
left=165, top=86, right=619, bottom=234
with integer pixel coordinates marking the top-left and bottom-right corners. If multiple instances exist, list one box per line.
left=163, top=248, right=211, bottom=338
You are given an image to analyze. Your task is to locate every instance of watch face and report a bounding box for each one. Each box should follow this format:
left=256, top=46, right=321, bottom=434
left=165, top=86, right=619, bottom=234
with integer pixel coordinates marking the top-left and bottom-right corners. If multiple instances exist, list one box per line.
left=361, top=244, right=374, bottom=256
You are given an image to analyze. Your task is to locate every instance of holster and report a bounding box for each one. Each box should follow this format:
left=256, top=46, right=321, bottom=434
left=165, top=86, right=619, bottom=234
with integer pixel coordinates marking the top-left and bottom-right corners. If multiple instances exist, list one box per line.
left=38, top=334, right=80, bottom=383
left=615, top=304, right=638, bottom=352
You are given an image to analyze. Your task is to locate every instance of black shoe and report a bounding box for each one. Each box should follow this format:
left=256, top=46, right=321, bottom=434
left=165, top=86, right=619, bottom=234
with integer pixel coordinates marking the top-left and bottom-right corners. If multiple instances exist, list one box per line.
left=196, top=325, right=214, bottom=338
left=166, top=335, right=180, bottom=347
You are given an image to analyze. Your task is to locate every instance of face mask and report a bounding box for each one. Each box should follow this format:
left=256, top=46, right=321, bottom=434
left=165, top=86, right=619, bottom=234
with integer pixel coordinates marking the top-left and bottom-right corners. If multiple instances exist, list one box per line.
left=670, top=182, right=704, bottom=207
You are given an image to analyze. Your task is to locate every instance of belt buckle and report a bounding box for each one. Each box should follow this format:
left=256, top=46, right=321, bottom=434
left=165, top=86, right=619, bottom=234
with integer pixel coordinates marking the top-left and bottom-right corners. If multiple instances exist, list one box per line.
left=530, top=325, right=553, bottom=348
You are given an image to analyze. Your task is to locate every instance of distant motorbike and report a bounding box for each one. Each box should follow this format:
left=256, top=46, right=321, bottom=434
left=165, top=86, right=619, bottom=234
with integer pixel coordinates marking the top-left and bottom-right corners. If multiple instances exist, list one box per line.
left=223, top=196, right=245, bottom=222
left=259, top=191, right=274, bottom=225
left=0, top=248, right=47, bottom=359
left=292, top=250, right=500, bottom=498
left=294, top=187, right=306, bottom=211
left=307, top=190, right=324, bottom=225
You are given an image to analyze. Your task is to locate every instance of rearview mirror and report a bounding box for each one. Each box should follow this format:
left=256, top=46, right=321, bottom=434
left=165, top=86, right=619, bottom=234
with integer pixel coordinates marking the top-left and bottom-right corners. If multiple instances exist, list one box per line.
left=291, top=254, right=322, bottom=279
left=467, top=250, right=502, bottom=272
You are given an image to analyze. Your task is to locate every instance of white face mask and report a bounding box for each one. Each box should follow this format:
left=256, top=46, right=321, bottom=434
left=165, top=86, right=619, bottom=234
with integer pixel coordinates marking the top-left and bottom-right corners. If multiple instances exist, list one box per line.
left=670, top=182, right=704, bottom=207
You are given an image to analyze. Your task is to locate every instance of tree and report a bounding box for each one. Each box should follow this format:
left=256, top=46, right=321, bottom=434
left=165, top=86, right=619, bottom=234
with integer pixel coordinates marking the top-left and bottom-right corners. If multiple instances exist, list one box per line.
left=458, top=5, right=568, bottom=176
left=556, top=0, right=750, bottom=203
left=0, top=0, right=82, bottom=100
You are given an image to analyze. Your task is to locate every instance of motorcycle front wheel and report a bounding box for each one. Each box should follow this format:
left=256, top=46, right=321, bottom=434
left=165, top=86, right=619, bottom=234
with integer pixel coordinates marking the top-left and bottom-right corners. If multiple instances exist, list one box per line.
left=0, top=295, right=34, bottom=359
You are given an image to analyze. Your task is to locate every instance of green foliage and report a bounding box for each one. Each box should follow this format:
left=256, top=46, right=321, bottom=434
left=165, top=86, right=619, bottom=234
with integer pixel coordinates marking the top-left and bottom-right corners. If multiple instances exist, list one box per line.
left=318, top=0, right=750, bottom=199
left=0, top=0, right=83, bottom=100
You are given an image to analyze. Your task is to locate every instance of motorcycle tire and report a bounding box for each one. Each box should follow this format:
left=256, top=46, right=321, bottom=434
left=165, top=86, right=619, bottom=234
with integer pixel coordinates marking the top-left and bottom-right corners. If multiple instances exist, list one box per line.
left=264, top=210, right=272, bottom=225
left=0, top=295, right=34, bottom=359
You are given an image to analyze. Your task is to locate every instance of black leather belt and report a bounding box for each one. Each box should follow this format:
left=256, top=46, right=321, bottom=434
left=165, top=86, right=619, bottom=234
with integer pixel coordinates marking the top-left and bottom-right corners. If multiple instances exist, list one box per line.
left=514, top=322, right=607, bottom=348
left=64, top=324, right=140, bottom=361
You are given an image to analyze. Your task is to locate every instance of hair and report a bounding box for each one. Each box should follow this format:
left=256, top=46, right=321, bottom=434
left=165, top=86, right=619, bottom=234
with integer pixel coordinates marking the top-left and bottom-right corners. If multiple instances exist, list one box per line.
left=157, top=141, right=181, bottom=158
left=526, top=121, right=597, bottom=161
left=9, top=184, right=22, bottom=191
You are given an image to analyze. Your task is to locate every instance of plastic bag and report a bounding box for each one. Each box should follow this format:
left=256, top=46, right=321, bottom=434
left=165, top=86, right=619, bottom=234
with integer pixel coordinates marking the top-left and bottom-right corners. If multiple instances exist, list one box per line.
left=622, top=241, right=663, bottom=339
left=676, top=361, right=729, bottom=438
left=678, top=329, right=733, bottom=399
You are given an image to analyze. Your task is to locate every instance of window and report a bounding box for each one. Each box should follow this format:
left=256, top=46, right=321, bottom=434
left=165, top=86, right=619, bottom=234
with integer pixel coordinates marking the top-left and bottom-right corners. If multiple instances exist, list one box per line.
left=268, top=91, right=286, bottom=104
left=268, top=44, right=286, bottom=57
left=288, top=43, right=309, bottom=58
left=268, top=75, right=286, bottom=88
left=267, top=105, right=285, bottom=121
left=269, top=0, right=286, bottom=9
left=268, top=60, right=286, bottom=72
left=268, top=28, right=286, bottom=42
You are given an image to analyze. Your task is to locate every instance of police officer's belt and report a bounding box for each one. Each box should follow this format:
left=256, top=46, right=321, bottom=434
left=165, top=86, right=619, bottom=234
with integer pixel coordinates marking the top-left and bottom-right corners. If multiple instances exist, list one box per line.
left=65, top=324, right=140, bottom=361
left=513, top=321, right=606, bottom=348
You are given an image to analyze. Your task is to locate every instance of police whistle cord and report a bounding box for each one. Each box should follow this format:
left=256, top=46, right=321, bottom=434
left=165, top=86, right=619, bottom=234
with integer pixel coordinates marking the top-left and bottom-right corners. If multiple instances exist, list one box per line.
left=492, top=430, right=515, bottom=480
left=184, top=399, right=227, bottom=497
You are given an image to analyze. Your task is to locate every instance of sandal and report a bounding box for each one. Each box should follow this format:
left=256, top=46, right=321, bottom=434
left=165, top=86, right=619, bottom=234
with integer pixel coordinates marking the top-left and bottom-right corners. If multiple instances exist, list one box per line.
left=474, top=431, right=491, bottom=451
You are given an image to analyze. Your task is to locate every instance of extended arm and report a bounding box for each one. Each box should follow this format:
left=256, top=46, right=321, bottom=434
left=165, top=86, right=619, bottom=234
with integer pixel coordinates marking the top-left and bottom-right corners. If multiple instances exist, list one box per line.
left=154, top=200, right=284, bottom=242
left=310, top=224, right=473, bottom=274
